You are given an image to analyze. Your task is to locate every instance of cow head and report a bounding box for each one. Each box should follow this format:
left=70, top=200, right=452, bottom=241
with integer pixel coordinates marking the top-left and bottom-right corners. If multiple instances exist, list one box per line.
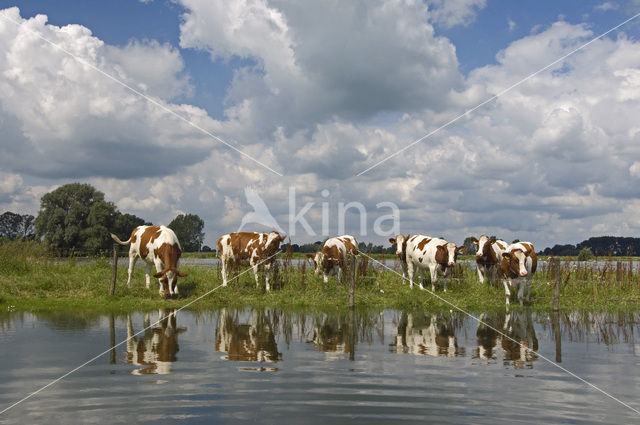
left=306, top=251, right=324, bottom=275
left=436, top=242, right=466, bottom=267
left=472, top=235, right=497, bottom=258
left=388, top=234, right=410, bottom=259
left=502, top=249, right=530, bottom=277
left=264, top=231, right=287, bottom=257
left=153, top=268, right=188, bottom=294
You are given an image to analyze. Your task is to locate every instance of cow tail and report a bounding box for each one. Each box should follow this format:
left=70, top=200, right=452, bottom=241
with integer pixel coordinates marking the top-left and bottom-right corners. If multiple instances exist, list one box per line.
left=216, top=237, right=223, bottom=258
left=110, top=233, right=131, bottom=245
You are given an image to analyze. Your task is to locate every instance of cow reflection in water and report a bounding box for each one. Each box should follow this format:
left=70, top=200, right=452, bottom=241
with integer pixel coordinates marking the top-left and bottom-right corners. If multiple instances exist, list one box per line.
left=501, top=308, right=538, bottom=368
left=474, top=312, right=505, bottom=362
left=393, top=313, right=462, bottom=357
left=126, top=309, right=186, bottom=375
left=216, top=309, right=281, bottom=362
left=309, top=313, right=355, bottom=356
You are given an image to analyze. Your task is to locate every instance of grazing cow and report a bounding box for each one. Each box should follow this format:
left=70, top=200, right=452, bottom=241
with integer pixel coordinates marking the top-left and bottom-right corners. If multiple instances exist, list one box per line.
left=307, top=235, right=358, bottom=284
left=217, top=231, right=286, bottom=291
left=110, top=225, right=187, bottom=296
left=388, top=234, right=410, bottom=279
left=405, top=235, right=466, bottom=291
left=500, top=242, right=538, bottom=305
left=470, top=235, right=508, bottom=286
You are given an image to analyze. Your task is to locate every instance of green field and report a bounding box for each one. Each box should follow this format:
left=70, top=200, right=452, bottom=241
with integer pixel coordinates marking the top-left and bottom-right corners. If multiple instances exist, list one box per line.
left=2, top=240, right=640, bottom=313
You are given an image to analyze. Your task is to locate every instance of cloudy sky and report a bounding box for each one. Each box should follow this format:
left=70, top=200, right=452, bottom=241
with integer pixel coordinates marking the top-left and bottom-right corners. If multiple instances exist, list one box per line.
left=2, top=0, right=640, bottom=249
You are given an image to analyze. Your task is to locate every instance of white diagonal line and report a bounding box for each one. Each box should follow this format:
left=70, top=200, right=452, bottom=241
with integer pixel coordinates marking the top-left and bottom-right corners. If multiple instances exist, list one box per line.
left=356, top=11, right=640, bottom=177
left=0, top=250, right=281, bottom=415
left=0, top=12, right=283, bottom=177
left=357, top=251, right=640, bottom=415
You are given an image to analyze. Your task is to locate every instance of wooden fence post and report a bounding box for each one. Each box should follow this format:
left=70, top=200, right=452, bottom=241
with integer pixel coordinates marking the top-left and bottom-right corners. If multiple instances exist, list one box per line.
left=109, top=313, right=116, bottom=364
left=110, top=243, right=118, bottom=296
left=553, top=259, right=560, bottom=312
left=349, top=257, right=355, bottom=309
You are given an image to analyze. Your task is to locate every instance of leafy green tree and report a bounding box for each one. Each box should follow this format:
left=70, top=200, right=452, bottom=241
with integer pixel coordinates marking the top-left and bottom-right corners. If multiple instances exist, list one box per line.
left=577, top=247, right=594, bottom=261
left=35, top=183, right=146, bottom=254
left=462, top=237, right=478, bottom=255
left=0, top=212, right=35, bottom=239
left=168, top=213, right=205, bottom=252
left=113, top=213, right=148, bottom=238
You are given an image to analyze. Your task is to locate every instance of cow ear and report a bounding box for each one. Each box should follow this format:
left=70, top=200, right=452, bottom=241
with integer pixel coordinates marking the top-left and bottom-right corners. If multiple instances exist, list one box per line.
left=457, top=245, right=466, bottom=253
left=489, top=237, right=497, bottom=244
left=306, top=253, right=314, bottom=259
left=470, top=237, right=478, bottom=245
left=389, top=238, right=396, bottom=244
left=176, top=271, right=188, bottom=277
left=280, top=235, right=287, bottom=242
left=153, top=270, right=166, bottom=278
left=502, top=253, right=511, bottom=260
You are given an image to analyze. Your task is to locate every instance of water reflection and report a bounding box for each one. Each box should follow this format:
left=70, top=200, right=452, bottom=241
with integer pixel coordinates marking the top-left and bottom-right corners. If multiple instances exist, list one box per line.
left=475, top=311, right=505, bottom=362
left=392, top=312, right=465, bottom=357
left=501, top=308, right=539, bottom=368
left=125, top=309, right=186, bottom=375
left=309, top=312, right=356, bottom=355
left=215, top=308, right=281, bottom=362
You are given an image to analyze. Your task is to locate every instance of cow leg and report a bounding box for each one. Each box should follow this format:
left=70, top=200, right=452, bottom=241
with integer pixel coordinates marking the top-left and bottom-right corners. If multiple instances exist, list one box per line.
left=503, top=280, right=511, bottom=305
left=400, top=261, right=408, bottom=281
left=220, top=259, right=229, bottom=287
left=525, top=279, right=531, bottom=302
left=477, top=265, right=485, bottom=284
left=337, top=267, right=343, bottom=284
left=143, top=264, right=153, bottom=289
left=153, top=261, right=165, bottom=295
left=127, top=255, right=137, bottom=286
left=430, top=266, right=438, bottom=292
left=407, top=261, right=415, bottom=288
left=418, top=268, right=425, bottom=291
left=252, top=264, right=261, bottom=289
left=265, top=263, right=271, bottom=292
left=517, top=280, right=525, bottom=306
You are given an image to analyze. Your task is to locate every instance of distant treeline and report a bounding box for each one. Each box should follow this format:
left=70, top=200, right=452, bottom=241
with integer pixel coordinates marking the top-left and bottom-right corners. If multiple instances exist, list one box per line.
left=540, top=236, right=640, bottom=257
left=289, top=241, right=395, bottom=254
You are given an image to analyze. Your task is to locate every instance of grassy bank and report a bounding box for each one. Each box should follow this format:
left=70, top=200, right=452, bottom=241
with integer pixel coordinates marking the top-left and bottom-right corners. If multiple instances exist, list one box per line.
left=2, top=240, right=640, bottom=313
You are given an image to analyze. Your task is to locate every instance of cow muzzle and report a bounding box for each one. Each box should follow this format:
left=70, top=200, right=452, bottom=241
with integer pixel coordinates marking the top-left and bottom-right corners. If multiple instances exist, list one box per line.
left=519, top=270, right=528, bottom=277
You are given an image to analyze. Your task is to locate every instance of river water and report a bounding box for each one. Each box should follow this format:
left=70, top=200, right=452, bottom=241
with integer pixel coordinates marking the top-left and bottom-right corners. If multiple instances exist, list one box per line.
left=1, top=307, right=639, bottom=424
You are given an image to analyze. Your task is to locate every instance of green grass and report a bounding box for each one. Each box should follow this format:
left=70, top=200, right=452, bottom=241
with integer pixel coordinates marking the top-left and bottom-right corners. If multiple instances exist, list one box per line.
left=3, top=241, right=640, bottom=313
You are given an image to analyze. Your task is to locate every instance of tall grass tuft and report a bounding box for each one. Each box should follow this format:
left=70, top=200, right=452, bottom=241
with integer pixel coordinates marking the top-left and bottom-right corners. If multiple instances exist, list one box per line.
left=0, top=240, right=51, bottom=275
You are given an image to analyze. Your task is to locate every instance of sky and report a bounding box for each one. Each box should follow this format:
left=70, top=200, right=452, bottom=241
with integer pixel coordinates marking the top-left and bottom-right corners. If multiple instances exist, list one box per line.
left=2, top=0, right=640, bottom=249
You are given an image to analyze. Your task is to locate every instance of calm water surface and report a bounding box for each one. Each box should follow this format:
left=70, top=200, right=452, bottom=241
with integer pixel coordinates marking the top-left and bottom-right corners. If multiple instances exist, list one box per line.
left=1, top=307, right=639, bottom=424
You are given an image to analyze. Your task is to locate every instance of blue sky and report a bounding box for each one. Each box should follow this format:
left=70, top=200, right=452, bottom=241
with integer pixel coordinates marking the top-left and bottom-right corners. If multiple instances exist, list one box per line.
left=3, top=1, right=640, bottom=248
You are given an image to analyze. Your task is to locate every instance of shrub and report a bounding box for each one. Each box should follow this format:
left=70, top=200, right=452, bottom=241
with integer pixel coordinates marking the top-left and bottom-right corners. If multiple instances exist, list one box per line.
left=577, top=247, right=594, bottom=261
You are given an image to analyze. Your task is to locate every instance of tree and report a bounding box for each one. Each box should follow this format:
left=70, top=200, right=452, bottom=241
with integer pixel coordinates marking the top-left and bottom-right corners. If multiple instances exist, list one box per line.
left=577, top=247, right=594, bottom=261
left=462, top=237, right=478, bottom=255
left=168, top=213, right=205, bottom=252
left=113, top=213, right=148, bottom=238
left=34, top=183, right=146, bottom=254
left=0, top=211, right=35, bottom=239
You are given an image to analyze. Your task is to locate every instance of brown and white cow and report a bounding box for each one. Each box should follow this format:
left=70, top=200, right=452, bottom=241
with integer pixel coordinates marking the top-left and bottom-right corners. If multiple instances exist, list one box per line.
left=388, top=234, right=410, bottom=280
left=470, top=235, right=508, bottom=286
left=405, top=235, right=466, bottom=292
left=500, top=242, right=538, bottom=305
left=110, top=225, right=187, bottom=296
left=217, top=231, right=286, bottom=291
left=307, top=235, right=358, bottom=284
